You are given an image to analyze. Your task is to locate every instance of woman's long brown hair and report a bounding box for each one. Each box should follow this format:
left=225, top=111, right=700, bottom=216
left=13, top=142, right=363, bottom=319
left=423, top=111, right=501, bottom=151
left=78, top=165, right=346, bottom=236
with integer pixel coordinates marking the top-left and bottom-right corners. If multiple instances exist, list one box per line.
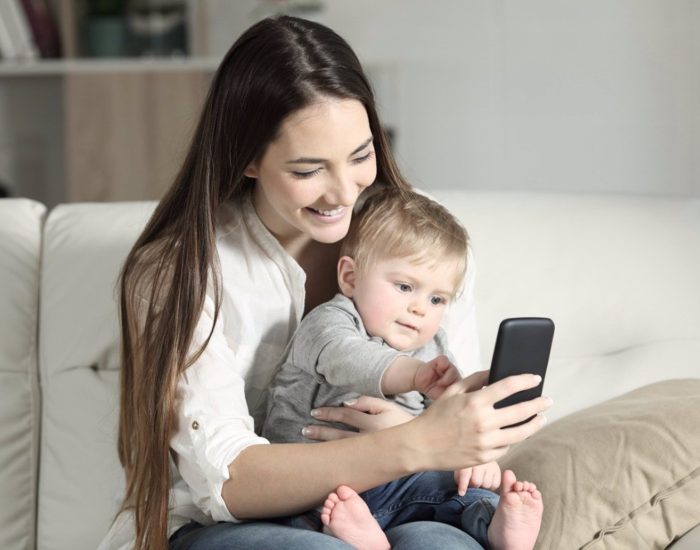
left=116, top=15, right=410, bottom=550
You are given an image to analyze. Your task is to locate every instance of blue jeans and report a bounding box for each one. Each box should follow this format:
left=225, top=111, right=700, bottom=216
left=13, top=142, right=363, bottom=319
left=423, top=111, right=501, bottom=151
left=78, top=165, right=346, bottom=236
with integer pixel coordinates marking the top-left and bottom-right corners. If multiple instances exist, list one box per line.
left=359, top=470, right=497, bottom=548
left=170, top=520, right=486, bottom=549
left=171, top=471, right=498, bottom=549
left=285, top=471, right=496, bottom=547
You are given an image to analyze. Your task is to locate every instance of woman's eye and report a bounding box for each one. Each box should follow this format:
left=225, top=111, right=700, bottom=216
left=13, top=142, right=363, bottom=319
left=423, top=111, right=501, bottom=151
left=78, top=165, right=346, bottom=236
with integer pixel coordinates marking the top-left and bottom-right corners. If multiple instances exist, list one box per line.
left=430, top=296, right=446, bottom=306
left=351, top=150, right=374, bottom=165
left=396, top=283, right=412, bottom=293
left=291, top=168, right=322, bottom=179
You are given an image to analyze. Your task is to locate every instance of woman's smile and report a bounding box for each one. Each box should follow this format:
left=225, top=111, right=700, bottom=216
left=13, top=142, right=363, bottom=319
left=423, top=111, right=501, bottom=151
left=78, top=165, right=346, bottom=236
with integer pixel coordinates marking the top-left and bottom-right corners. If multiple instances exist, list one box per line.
left=306, top=205, right=349, bottom=223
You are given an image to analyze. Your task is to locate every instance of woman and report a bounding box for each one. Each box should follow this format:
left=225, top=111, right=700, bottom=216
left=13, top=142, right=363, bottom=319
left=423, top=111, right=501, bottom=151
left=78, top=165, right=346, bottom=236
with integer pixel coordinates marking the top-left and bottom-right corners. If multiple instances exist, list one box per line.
left=101, top=15, right=550, bottom=550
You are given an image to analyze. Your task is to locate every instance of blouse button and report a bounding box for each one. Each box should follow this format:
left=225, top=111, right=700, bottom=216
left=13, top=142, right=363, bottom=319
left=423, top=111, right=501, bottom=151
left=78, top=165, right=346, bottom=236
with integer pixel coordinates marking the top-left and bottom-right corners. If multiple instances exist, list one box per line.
left=192, top=421, right=199, bottom=430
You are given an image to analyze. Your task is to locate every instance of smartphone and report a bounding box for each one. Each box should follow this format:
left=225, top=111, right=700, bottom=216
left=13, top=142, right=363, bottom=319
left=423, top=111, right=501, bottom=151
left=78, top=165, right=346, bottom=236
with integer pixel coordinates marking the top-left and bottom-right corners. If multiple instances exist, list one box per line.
left=487, top=317, right=555, bottom=428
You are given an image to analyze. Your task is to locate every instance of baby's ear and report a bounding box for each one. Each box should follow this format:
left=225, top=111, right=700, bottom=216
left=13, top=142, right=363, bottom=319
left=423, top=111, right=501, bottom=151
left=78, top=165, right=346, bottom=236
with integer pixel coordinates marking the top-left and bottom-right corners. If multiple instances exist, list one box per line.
left=337, top=256, right=357, bottom=297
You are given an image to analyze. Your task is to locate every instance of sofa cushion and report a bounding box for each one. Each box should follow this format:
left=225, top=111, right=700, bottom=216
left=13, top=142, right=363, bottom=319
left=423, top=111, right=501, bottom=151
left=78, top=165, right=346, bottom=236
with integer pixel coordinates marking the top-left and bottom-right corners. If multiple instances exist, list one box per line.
left=499, top=379, right=700, bottom=549
left=0, top=199, right=45, bottom=550
left=37, top=201, right=155, bottom=550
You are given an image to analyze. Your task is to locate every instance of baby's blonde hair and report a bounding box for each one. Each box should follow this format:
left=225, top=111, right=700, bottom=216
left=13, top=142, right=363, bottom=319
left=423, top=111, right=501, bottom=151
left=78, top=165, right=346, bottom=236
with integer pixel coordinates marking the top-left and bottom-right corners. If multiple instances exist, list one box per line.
left=341, top=188, right=470, bottom=294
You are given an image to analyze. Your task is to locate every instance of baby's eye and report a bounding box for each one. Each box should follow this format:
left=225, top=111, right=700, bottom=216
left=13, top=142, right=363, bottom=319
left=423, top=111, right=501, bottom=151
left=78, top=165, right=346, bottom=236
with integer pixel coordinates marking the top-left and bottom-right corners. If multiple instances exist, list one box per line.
left=395, top=283, right=412, bottom=293
left=430, top=296, right=446, bottom=306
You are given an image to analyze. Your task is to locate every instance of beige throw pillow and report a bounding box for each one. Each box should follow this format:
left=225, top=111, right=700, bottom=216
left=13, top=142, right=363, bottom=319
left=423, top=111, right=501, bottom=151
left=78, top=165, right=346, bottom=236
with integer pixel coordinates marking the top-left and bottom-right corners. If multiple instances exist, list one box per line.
left=499, top=379, right=700, bottom=549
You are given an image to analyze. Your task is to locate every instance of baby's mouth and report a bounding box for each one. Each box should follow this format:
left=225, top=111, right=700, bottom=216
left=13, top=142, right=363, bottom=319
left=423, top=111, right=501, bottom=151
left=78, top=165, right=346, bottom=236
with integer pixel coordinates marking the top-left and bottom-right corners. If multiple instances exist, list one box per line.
left=397, top=321, right=418, bottom=332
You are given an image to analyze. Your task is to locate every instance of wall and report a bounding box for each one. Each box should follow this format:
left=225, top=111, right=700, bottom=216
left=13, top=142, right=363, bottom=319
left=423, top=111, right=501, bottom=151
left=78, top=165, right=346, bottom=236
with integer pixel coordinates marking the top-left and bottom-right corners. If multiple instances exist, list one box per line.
left=204, top=0, right=700, bottom=196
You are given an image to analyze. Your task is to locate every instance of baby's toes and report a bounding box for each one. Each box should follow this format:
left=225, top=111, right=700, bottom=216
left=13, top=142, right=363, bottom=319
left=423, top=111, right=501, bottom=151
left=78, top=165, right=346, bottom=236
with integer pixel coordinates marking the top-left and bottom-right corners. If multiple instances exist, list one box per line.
left=323, top=495, right=338, bottom=511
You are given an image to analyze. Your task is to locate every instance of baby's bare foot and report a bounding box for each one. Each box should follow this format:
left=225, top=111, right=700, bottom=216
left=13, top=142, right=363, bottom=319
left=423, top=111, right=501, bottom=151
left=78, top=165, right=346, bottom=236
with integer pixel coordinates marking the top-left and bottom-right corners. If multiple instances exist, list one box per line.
left=321, top=485, right=390, bottom=550
left=487, top=469, right=543, bottom=550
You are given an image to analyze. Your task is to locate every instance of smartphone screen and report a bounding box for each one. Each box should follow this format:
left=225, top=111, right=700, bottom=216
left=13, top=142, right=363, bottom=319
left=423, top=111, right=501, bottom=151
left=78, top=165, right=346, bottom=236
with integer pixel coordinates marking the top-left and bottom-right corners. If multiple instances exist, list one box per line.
left=488, top=317, right=554, bottom=427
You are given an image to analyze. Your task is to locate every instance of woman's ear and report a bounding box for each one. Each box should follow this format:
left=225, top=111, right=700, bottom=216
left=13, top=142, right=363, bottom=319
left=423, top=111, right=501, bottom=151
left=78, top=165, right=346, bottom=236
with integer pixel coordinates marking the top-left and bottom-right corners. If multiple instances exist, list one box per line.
left=243, top=161, right=259, bottom=179
left=337, top=256, right=357, bottom=297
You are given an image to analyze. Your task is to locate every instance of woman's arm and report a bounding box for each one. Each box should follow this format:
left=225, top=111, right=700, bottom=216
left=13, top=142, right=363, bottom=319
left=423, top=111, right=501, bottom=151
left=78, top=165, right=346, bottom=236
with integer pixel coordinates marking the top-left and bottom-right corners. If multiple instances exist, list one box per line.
left=224, top=371, right=551, bottom=519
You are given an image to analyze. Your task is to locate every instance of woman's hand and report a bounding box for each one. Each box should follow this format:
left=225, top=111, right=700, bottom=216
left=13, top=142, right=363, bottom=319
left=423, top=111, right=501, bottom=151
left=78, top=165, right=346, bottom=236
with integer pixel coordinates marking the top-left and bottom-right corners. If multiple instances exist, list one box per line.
left=405, top=370, right=553, bottom=472
left=302, top=396, right=414, bottom=441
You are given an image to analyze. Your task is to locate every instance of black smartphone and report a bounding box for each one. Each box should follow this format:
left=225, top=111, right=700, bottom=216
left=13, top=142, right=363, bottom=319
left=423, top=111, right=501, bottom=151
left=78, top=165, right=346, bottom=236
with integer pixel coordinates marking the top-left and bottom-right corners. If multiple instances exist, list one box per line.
left=487, top=317, right=555, bottom=428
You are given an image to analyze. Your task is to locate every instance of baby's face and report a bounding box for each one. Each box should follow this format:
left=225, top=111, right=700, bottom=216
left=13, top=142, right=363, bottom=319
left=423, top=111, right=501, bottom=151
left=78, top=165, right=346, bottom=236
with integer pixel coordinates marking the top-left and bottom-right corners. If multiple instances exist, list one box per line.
left=351, top=255, right=461, bottom=351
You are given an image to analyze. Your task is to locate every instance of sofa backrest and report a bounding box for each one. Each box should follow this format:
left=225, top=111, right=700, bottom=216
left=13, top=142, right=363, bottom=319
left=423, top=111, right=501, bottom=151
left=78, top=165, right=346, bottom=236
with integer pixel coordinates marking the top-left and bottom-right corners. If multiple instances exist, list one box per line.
left=0, top=199, right=45, bottom=550
left=435, top=190, right=700, bottom=420
left=36, top=202, right=155, bottom=550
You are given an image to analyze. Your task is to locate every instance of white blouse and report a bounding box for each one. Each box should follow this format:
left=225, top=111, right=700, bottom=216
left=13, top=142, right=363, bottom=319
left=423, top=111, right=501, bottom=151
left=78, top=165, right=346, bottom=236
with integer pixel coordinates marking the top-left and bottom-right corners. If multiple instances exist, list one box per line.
left=99, top=191, right=482, bottom=549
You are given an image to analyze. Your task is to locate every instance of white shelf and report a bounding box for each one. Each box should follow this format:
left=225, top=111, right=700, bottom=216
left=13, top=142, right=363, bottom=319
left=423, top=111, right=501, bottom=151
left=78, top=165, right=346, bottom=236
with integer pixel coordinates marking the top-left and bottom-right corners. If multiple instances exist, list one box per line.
left=0, top=56, right=221, bottom=77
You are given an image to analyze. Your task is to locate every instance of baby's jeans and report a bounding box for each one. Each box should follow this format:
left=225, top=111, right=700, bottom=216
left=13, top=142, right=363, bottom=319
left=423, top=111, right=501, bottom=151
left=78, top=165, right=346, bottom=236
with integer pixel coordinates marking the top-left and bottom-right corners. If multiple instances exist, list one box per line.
left=282, top=470, right=498, bottom=549
left=360, top=470, right=497, bottom=549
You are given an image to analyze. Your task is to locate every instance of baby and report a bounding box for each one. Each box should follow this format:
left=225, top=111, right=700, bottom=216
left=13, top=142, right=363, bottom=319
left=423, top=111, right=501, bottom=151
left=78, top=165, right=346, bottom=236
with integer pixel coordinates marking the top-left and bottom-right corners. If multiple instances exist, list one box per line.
left=262, top=188, right=543, bottom=550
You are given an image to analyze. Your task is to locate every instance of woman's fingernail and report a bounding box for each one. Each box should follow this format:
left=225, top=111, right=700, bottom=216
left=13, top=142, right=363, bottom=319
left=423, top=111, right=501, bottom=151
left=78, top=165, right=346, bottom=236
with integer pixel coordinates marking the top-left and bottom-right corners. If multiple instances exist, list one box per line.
left=545, top=396, right=554, bottom=407
left=541, top=414, right=548, bottom=425
left=343, top=399, right=357, bottom=406
left=310, top=409, right=319, bottom=418
left=301, top=427, right=311, bottom=437
left=534, top=375, right=542, bottom=384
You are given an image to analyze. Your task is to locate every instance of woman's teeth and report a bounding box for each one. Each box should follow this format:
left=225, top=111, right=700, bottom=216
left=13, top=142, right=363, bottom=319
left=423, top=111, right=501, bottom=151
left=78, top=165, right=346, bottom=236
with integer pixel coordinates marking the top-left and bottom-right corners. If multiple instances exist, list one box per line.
left=311, top=207, right=344, bottom=217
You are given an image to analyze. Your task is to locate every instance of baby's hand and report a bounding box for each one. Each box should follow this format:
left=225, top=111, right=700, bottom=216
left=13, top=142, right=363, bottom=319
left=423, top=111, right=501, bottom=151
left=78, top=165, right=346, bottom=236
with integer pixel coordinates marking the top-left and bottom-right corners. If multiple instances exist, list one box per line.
left=413, top=355, right=461, bottom=399
left=454, top=461, right=502, bottom=496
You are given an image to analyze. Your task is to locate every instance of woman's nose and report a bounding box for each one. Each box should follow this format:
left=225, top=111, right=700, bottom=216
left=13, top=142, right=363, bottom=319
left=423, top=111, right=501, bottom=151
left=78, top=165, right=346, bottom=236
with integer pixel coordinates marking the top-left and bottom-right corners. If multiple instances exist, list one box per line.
left=325, top=172, right=358, bottom=205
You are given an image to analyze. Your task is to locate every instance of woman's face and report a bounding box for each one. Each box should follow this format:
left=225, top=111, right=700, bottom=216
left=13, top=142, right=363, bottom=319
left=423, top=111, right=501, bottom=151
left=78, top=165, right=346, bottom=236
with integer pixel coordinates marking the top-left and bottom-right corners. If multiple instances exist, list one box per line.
left=247, top=98, right=377, bottom=252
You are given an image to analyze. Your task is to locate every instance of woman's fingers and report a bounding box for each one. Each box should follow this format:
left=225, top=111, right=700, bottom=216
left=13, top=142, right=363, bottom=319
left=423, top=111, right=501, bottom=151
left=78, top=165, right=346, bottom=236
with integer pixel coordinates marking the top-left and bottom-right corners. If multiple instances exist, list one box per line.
left=343, top=395, right=397, bottom=415
left=310, top=404, right=372, bottom=431
left=311, top=397, right=414, bottom=432
left=482, top=373, right=543, bottom=404
left=301, top=424, right=358, bottom=441
left=490, top=396, right=553, bottom=430
left=489, top=413, right=548, bottom=448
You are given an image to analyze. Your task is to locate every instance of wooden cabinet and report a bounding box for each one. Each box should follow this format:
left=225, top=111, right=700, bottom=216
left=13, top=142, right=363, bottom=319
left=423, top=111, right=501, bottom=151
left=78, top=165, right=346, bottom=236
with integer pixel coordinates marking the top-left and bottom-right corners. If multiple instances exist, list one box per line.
left=0, top=59, right=216, bottom=206
left=64, top=66, right=212, bottom=201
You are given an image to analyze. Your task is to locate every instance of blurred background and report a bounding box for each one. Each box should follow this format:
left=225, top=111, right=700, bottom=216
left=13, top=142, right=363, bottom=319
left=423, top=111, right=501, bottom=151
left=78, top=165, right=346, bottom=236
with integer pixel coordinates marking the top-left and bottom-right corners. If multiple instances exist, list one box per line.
left=0, top=0, right=698, bottom=208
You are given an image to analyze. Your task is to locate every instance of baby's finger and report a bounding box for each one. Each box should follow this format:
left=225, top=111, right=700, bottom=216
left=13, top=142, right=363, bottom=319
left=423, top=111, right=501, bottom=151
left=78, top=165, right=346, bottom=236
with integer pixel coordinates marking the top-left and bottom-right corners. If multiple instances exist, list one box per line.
left=440, top=370, right=490, bottom=398
left=457, top=476, right=468, bottom=496
left=487, top=470, right=500, bottom=490
left=470, top=467, right=485, bottom=488
left=457, top=468, right=471, bottom=496
left=437, top=368, right=460, bottom=386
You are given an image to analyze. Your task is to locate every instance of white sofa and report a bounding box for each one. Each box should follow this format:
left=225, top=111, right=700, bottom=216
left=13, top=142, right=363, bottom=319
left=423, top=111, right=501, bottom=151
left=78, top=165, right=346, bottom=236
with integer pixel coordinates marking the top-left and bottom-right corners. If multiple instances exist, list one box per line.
left=1, top=191, right=698, bottom=549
